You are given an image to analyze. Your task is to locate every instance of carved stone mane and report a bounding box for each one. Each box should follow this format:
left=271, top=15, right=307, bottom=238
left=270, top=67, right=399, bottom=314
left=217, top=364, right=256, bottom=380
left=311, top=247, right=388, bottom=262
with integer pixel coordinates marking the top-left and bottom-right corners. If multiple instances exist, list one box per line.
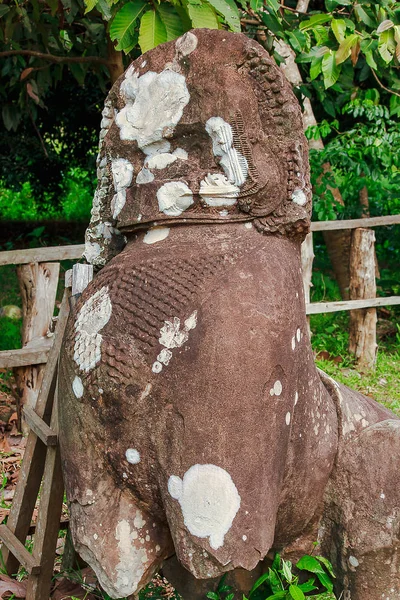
left=84, top=29, right=311, bottom=269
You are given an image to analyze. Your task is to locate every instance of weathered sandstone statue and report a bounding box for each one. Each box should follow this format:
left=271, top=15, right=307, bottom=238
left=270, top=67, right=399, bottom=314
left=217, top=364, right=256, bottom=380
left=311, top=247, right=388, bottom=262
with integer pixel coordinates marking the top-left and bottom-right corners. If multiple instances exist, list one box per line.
left=58, top=29, right=400, bottom=600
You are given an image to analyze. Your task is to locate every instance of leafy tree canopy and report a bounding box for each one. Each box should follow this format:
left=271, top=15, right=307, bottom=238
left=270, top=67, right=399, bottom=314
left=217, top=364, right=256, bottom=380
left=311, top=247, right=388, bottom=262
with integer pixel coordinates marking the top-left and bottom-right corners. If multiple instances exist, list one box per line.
left=1, top=0, right=400, bottom=213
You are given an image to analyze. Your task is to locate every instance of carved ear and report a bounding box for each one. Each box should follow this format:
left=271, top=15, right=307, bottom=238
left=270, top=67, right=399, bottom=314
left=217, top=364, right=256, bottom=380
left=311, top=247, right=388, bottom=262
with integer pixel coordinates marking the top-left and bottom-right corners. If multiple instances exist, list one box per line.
left=251, top=139, right=312, bottom=241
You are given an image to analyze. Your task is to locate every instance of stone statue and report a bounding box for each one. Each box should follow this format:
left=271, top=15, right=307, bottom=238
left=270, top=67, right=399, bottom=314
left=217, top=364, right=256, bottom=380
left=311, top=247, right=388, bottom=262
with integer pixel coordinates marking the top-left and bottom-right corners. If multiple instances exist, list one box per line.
left=58, top=29, right=400, bottom=600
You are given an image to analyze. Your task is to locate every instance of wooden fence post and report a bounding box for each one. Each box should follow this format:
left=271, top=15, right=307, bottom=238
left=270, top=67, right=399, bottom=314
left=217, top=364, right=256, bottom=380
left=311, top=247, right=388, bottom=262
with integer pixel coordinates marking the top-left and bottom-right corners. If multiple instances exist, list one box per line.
left=349, top=228, right=377, bottom=370
left=13, top=262, right=60, bottom=431
left=301, top=232, right=314, bottom=335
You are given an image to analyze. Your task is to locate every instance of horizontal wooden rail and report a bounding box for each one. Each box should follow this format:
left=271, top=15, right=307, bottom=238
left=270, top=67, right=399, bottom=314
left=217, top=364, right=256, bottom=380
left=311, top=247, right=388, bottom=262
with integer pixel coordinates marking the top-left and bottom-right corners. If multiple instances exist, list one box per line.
left=0, top=214, right=398, bottom=267
left=0, top=244, right=84, bottom=266
left=306, top=296, right=400, bottom=315
left=0, top=346, right=50, bottom=369
left=310, top=214, right=400, bottom=232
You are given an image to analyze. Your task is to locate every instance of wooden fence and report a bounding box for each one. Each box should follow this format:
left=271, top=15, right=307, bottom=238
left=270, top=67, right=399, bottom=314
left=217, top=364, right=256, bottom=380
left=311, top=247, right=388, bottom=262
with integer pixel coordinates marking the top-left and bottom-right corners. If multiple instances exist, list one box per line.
left=0, top=213, right=399, bottom=376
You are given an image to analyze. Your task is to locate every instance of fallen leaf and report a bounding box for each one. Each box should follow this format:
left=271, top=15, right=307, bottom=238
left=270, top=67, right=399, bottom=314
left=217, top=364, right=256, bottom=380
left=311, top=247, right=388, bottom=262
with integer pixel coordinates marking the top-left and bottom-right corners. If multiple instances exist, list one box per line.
left=0, top=573, right=26, bottom=598
left=0, top=437, right=11, bottom=453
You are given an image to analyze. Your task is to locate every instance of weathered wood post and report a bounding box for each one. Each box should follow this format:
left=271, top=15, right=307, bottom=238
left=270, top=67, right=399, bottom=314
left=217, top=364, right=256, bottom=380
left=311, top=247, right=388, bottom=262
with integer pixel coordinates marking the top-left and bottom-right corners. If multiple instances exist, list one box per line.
left=301, top=232, right=314, bottom=334
left=349, top=228, right=377, bottom=370
left=13, top=262, right=60, bottom=431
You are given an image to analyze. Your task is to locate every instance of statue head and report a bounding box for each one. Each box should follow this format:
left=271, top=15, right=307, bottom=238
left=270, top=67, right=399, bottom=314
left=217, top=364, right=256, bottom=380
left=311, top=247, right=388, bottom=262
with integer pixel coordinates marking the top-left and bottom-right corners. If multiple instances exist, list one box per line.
left=84, top=29, right=311, bottom=267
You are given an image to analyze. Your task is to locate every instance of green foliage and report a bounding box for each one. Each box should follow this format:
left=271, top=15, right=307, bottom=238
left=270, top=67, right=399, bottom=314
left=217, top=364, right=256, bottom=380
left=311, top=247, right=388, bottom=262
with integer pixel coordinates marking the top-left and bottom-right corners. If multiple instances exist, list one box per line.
left=88, top=0, right=241, bottom=55
left=0, top=167, right=94, bottom=222
left=307, top=92, right=400, bottom=221
left=0, top=317, right=22, bottom=351
left=207, top=573, right=235, bottom=600
left=59, top=167, right=95, bottom=221
left=239, top=553, right=336, bottom=600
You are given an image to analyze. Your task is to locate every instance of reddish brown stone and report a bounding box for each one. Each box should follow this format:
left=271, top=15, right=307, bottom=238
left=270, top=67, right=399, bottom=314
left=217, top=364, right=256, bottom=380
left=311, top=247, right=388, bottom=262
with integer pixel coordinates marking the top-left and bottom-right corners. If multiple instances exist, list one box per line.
left=59, top=30, right=400, bottom=600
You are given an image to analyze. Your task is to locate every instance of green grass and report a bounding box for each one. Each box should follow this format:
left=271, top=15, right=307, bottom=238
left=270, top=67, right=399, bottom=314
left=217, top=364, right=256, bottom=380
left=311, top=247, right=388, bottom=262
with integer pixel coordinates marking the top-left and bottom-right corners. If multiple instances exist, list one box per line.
left=316, top=347, right=400, bottom=416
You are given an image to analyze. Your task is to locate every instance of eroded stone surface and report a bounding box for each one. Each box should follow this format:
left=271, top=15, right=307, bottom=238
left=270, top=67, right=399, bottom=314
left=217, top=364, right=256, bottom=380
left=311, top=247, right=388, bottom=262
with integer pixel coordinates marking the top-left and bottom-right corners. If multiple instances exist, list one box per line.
left=60, top=30, right=400, bottom=600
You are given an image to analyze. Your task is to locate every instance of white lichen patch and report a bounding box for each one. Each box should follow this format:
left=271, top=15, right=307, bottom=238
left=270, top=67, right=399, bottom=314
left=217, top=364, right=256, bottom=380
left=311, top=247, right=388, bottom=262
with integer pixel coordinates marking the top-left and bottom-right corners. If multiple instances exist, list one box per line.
left=152, top=311, right=197, bottom=373
left=116, top=70, right=190, bottom=152
left=291, top=336, right=296, bottom=350
left=111, top=158, right=134, bottom=219
left=114, top=519, right=148, bottom=596
left=173, top=147, right=188, bottom=160
left=157, top=181, right=193, bottom=216
left=168, top=464, right=241, bottom=550
left=84, top=242, right=102, bottom=265
left=156, top=348, right=172, bottom=366
left=349, top=555, right=359, bottom=568
left=269, top=380, right=282, bottom=397
left=244, top=222, right=253, bottom=229
left=72, top=376, right=84, bottom=399
left=286, top=412, right=291, bottom=425
left=152, top=361, right=162, bottom=374
left=73, top=286, right=112, bottom=372
left=136, top=168, right=154, bottom=185
left=205, top=117, right=248, bottom=187
left=126, top=448, right=141, bottom=464
left=294, top=391, right=299, bottom=406
left=143, top=227, right=170, bottom=245
left=146, top=153, right=177, bottom=170
left=199, top=173, right=239, bottom=207
left=175, top=31, right=198, bottom=57
left=292, top=189, right=307, bottom=206
left=296, top=328, right=301, bottom=342
left=133, top=511, right=146, bottom=529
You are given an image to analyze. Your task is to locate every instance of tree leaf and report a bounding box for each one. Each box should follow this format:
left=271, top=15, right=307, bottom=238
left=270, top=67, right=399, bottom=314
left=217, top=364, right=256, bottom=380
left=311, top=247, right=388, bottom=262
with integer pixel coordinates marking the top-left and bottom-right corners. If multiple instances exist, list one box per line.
left=84, top=0, right=98, bottom=14
left=315, top=556, right=336, bottom=578
left=298, top=578, right=318, bottom=592
left=300, top=14, right=332, bottom=32
left=110, top=0, right=146, bottom=45
left=206, top=0, right=241, bottom=32
left=354, top=5, right=375, bottom=28
left=138, top=9, right=167, bottom=53
left=0, top=5, right=10, bottom=18
left=310, top=56, right=323, bottom=80
left=331, top=19, right=346, bottom=43
left=2, top=105, right=21, bottom=131
left=322, top=50, right=340, bottom=88
left=261, top=9, right=284, bottom=37
left=281, top=559, right=293, bottom=583
left=296, top=555, right=326, bottom=574
left=248, top=571, right=271, bottom=597
left=336, top=33, right=359, bottom=64
left=289, top=584, right=305, bottom=600
left=264, top=593, right=286, bottom=600
left=20, top=67, right=34, bottom=81
left=316, top=571, right=334, bottom=592
left=96, top=0, right=112, bottom=20
left=187, top=2, right=219, bottom=29
left=377, top=20, right=394, bottom=34
left=378, top=29, right=396, bottom=63
left=157, top=4, right=185, bottom=42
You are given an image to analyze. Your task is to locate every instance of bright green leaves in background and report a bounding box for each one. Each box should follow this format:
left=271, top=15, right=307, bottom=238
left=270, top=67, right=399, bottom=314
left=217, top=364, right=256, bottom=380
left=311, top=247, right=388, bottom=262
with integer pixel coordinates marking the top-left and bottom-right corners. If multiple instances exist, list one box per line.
left=91, top=0, right=241, bottom=54
left=259, top=1, right=400, bottom=93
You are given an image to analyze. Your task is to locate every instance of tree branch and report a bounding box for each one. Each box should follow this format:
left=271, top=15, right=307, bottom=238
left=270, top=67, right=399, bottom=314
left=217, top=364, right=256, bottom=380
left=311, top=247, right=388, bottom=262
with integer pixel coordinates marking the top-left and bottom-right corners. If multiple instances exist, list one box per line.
left=0, top=49, right=113, bottom=67
left=296, top=0, right=310, bottom=13
left=371, top=69, right=400, bottom=99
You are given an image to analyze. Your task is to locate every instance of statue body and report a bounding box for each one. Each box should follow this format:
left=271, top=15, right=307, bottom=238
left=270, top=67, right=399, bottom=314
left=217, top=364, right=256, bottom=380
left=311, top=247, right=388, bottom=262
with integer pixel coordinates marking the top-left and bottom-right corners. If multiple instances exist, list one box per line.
left=59, top=30, right=400, bottom=600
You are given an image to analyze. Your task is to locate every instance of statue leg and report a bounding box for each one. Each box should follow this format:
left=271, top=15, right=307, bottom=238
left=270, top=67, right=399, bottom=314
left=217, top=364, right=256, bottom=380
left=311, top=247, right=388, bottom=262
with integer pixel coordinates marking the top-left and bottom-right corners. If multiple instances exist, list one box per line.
left=322, top=419, right=400, bottom=600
